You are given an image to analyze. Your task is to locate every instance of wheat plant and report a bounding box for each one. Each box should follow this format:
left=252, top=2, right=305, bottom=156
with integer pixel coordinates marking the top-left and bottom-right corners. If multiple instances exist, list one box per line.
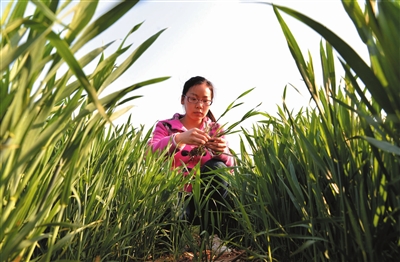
left=224, top=1, right=399, bottom=261
left=0, top=1, right=171, bottom=260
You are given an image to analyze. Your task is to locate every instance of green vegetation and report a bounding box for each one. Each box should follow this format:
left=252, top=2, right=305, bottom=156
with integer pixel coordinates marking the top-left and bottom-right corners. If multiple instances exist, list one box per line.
left=1, top=0, right=399, bottom=261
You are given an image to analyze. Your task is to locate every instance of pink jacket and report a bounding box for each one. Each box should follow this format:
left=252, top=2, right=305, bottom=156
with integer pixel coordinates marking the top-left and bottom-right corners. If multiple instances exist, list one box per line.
left=148, top=113, right=235, bottom=190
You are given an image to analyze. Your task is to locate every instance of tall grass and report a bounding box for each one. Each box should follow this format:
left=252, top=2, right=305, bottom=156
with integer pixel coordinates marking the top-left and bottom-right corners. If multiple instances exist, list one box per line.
left=55, top=121, right=188, bottom=260
left=1, top=0, right=399, bottom=261
left=0, top=1, right=174, bottom=260
left=227, top=1, right=399, bottom=261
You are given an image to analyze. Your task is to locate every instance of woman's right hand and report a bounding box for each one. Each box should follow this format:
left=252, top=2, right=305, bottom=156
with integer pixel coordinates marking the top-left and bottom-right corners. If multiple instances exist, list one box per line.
left=175, top=128, right=210, bottom=146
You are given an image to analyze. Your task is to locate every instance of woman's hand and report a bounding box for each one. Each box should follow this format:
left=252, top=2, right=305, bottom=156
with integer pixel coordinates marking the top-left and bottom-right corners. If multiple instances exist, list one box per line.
left=175, top=128, right=210, bottom=146
left=205, top=136, right=227, bottom=153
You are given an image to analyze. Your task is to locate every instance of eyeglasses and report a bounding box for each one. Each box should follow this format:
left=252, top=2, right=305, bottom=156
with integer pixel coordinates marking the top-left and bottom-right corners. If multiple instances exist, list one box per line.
left=183, top=95, right=213, bottom=106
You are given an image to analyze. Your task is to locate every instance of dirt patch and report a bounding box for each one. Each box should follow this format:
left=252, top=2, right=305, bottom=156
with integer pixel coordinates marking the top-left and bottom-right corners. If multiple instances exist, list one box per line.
left=149, top=249, right=246, bottom=262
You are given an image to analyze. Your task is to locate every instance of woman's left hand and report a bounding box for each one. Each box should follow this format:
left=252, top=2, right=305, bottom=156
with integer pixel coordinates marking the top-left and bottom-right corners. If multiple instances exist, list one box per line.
left=205, top=137, right=227, bottom=153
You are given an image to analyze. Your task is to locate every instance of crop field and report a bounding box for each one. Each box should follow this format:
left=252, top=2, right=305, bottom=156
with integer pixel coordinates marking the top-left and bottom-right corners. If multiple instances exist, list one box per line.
left=1, top=1, right=399, bottom=261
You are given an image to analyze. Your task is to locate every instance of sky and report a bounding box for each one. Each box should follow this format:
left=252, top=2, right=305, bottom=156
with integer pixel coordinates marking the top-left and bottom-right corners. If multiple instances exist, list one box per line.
left=85, top=0, right=368, bottom=152
left=3, top=0, right=368, bottom=152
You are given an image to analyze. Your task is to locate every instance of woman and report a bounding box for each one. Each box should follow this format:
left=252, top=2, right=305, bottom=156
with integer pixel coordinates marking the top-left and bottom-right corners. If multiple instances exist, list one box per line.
left=148, top=76, right=234, bottom=253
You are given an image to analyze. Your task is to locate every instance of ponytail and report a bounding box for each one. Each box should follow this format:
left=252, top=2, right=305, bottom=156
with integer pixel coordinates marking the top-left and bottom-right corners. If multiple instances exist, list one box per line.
left=207, top=110, right=217, bottom=122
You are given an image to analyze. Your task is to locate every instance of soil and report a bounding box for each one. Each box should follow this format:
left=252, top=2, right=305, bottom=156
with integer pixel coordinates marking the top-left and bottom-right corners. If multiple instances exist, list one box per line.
left=149, top=249, right=247, bottom=262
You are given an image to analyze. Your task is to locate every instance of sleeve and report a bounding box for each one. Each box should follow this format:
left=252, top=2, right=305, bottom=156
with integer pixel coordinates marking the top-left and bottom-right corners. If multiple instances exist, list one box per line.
left=148, top=121, right=181, bottom=154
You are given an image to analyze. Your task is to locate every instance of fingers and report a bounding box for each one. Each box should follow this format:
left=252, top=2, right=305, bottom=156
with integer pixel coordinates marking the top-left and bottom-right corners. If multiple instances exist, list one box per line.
left=206, top=137, right=227, bottom=152
left=178, top=128, right=210, bottom=145
left=190, top=129, right=209, bottom=145
left=195, top=129, right=211, bottom=143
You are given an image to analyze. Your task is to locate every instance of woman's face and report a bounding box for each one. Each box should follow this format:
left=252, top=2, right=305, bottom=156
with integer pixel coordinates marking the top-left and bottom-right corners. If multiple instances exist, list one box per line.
left=181, top=82, right=213, bottom=122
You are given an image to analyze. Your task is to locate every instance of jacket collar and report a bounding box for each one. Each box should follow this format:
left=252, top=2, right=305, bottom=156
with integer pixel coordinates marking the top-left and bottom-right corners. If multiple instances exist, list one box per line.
left=167, top=113, right=211, bottom=131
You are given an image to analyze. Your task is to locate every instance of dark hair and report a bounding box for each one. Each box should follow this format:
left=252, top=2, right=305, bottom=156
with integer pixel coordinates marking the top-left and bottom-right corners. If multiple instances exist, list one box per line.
left=182, top=76, right=216, bottom=122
